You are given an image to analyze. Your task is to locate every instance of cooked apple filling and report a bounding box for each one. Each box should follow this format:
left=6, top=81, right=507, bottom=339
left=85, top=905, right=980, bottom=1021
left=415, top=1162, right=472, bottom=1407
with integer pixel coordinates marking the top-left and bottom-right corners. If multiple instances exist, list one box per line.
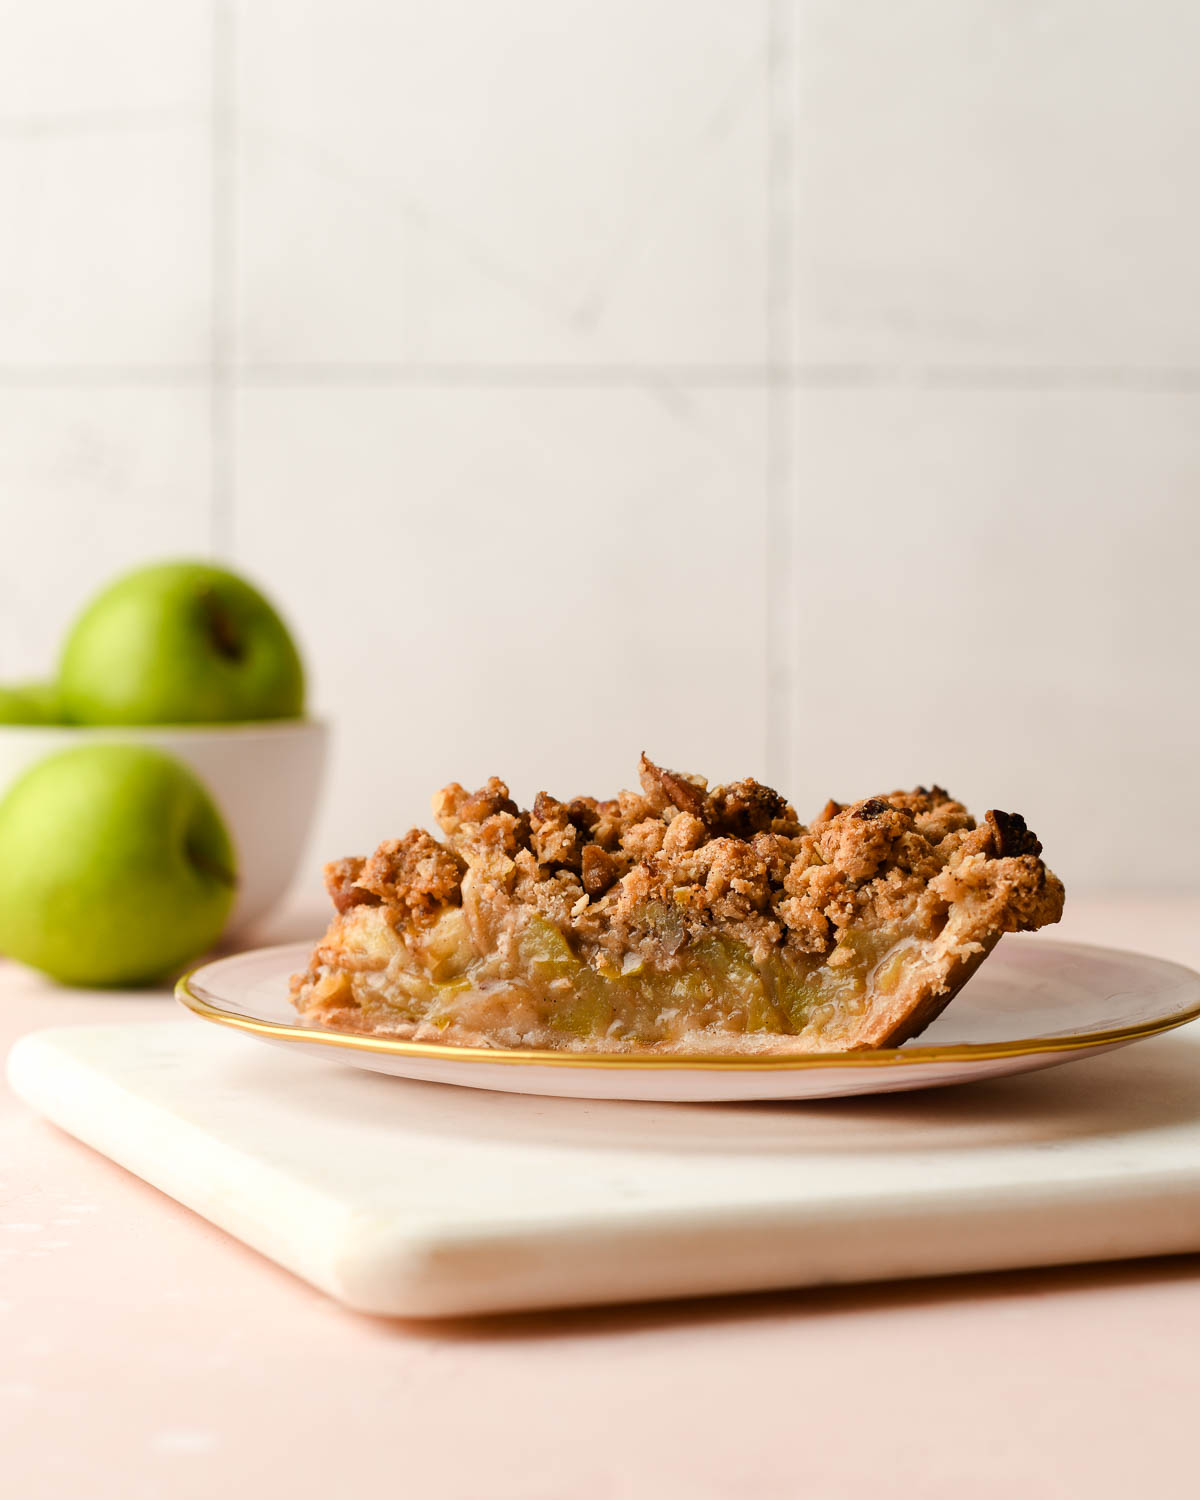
left=291, top=756, right=1064, bottom=1054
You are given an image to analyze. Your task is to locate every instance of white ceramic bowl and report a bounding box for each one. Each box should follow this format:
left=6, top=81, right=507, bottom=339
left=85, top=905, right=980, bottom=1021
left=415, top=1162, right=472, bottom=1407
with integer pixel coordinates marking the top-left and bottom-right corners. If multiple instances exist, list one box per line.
left=0, top=720, right=328, bottom=937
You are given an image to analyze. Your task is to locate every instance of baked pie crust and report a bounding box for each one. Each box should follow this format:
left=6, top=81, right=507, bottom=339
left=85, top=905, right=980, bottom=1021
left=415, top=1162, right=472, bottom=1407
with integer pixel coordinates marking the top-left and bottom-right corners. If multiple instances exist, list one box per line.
left=291, top=756, right=1064, bottom=1054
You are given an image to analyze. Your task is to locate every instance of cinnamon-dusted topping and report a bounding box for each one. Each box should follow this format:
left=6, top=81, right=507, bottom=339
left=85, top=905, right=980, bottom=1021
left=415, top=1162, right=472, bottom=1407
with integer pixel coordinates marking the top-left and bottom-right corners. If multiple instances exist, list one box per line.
left=353, top=830, right=466, bottom=922
left=985, top=808, right=1043, bottom=859
left=320, top=757, right=1063, bottom=969
left=710, top=778, right=798, bottom=838
left=580, top=843, right=625, bottom=897
left=433, top=776, right=519, bottom=836
left=530, top=792, right=586, bottom=871
left=637, top=752, right=710, bottom=820
left=322, top=856, right=380, bottom=915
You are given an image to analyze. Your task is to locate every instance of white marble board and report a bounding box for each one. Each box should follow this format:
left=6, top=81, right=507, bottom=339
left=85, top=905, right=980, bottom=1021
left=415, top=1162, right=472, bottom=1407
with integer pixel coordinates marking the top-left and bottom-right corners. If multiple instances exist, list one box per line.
left=8, top=1020, right=1200, bottom=1318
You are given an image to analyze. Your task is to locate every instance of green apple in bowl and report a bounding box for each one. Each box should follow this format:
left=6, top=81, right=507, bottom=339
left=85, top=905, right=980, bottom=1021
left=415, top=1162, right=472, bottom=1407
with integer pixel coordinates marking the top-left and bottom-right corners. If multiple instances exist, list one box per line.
left=0, top=682, right=61, bottom=724
left=58, top=561, right=305, bottom=725
left=0, top=743, right=237, bottom=987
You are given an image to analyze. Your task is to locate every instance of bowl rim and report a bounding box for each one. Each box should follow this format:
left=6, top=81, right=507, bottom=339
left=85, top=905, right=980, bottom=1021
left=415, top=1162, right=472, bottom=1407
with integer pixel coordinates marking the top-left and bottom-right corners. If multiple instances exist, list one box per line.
left=0, top=716, right=329, bottom=740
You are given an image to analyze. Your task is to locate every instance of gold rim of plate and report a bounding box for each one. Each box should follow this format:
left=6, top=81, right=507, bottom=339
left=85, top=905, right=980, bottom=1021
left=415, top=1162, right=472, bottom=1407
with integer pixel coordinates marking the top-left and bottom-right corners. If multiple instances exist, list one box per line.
left=175, top=941, right=1200, bottom=1072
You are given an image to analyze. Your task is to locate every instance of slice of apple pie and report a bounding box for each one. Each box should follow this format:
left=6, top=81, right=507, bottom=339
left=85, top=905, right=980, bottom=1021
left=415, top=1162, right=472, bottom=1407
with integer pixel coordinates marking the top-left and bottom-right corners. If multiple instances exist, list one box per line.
left=291, top=756, right=1064, bottom=1054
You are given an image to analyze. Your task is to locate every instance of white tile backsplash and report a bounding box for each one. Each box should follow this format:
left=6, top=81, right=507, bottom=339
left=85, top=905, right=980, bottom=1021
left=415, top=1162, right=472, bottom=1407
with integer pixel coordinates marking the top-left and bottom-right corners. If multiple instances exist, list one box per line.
left=235, top=0, right=769, bottom=367
left=0, top=2, right=1197, bottom=890
left=0, top=389, right=211, bottom=674
left=787, top=388, right=1200, bottom=887
left=792, top=1, right=1200, bottom=368
left=0, top=1, right=211, bottom=366
left=232, top=386, right=768, bottom=872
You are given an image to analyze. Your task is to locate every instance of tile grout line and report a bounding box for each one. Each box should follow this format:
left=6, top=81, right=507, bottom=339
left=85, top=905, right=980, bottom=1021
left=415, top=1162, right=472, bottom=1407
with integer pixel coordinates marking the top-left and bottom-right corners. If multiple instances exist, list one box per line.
left=209, top=0, right=236, bottom=559
left=4, top=364, right=1200, bottom=391
left=764, top=0, right=794, bottom=787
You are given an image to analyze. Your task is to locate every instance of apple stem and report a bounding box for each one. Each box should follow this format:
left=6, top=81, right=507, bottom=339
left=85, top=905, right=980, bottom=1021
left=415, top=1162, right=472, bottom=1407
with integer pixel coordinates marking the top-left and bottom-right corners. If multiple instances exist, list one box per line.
left=185, top=837, right=237, bottom=889
left=200, top=590, right=245, bottom=663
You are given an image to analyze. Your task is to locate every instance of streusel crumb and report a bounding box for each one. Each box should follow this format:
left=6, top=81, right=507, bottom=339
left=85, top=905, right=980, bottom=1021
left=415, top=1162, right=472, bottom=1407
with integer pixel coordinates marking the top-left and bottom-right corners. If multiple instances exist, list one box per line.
left=323, top=754, right=1063, bottom=970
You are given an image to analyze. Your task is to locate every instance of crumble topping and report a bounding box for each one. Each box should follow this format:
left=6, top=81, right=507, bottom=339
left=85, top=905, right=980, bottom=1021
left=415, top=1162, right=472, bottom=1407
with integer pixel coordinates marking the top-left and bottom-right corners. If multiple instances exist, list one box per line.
left=322, top=754, right=1063, bottom=971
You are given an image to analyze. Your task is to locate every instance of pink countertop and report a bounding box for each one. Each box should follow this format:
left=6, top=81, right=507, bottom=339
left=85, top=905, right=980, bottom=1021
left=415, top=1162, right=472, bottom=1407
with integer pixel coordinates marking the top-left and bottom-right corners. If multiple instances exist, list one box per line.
left=3, top=895, right=1199, bottom=1499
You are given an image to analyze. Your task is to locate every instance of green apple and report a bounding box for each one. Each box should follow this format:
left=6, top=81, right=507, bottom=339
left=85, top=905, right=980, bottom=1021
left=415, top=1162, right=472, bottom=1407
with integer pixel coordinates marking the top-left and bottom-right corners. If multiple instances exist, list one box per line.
left=0, top=682, right=61, bottom=724
left=0, top=743, right=236, bottom=987
left=58, top=561, right=305, bottom=725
